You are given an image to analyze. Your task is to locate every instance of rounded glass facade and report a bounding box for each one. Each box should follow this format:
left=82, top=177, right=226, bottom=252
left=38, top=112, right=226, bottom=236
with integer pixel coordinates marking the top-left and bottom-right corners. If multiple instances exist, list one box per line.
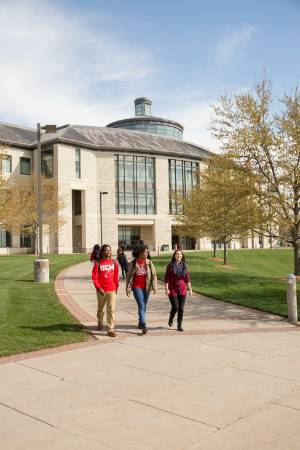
left=107, top=97, right=184, bottom=139
left=109, top=120, right=183, bottom=139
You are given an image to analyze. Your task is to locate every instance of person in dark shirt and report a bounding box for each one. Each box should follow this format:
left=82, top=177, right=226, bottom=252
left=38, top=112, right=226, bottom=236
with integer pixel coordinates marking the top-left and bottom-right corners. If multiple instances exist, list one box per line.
left=90, top=244, right=101, bottom=263
left=117, top=247, right=128, bottom=279
left=164, top=249, right=192, bottom=332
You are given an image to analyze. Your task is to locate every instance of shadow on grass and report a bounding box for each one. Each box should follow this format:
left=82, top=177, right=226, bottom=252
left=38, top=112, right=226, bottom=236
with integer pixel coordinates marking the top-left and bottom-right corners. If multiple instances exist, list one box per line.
left=0, top=279, right=35, bottom=282
left=20, top=324, right=85, bottom=333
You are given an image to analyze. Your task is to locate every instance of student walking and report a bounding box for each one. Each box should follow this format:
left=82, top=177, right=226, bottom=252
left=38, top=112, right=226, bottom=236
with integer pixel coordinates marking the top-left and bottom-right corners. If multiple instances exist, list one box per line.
left=164, top=249, right=192, bottom=332
left=90, top=244, right=101, bottom=263
left=126, top=245, right=157, bottom=334
left=117, top=247, right=128, bottom=279
left=92, top=244, right=119, bottom=337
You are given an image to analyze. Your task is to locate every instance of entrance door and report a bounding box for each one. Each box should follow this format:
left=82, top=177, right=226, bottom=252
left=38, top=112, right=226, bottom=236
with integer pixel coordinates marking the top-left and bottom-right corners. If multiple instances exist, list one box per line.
left=73, top=225, right=82, bottom=253
left=118, top=226, right=140, bottom=250
left=172, top=230, right=196, bottom=250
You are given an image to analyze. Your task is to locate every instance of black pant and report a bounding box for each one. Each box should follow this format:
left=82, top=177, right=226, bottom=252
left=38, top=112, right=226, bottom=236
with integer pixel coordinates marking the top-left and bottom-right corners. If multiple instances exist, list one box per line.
left=169, top=294, right=186, bottom=323
left=120, top=263, right=128, bottom=279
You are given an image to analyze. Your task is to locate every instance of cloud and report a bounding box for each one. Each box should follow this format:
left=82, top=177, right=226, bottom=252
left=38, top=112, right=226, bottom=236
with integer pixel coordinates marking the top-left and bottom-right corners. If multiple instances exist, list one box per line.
left=0, top=0, right=155, bottom=126
left=216, top=25, right=256, bottom=63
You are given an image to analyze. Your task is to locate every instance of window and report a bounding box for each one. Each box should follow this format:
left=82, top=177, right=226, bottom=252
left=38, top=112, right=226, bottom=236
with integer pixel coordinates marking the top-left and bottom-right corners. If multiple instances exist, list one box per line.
left=20, top=157, right=31, bottom=175
left=0, top=229, right=11, bottom=248
left=41, top=145, right=53, bottom=178
left=72, top=190, right=82, bottom=216
left=135, top=104, right=144, bottom=116
left=115, top=155, right=155, bottom=214
left=75, top=148, right=81, bottom=178
left=20, top=230, right=32, bottom=248
left=118, top=226, right=140, bottom=249
left=1, top=155, right=12, bottom=174
left=169, top=159, right=199, bottom=214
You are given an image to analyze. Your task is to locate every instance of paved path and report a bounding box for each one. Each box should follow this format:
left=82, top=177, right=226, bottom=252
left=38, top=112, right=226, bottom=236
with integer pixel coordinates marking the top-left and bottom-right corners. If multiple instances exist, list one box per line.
left=1, top=261, right=300, bottom=449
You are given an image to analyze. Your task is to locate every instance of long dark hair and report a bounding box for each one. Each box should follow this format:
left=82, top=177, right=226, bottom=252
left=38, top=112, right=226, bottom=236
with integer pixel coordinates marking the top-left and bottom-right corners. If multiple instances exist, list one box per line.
left=100, top=244, right=111, bottom=260
left=92, top=244, right=101, bottom=261
left=170, top=249, right=187, bottom=277
left=132, top=245, right=149, bottom=259
left=171, top=249, right=186, bottom=263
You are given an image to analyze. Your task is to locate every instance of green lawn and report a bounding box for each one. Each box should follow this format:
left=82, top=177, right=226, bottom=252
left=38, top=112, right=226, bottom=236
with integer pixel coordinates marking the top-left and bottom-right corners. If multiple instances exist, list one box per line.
left=0, top=254, right=90, bottom=357
left=153, top=248, right=299, bottom=318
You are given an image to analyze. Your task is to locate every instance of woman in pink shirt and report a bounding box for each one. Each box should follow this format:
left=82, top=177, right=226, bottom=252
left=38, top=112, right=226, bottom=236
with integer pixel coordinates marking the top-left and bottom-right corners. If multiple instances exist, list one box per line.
left=164, top=249, right=192, bottom=332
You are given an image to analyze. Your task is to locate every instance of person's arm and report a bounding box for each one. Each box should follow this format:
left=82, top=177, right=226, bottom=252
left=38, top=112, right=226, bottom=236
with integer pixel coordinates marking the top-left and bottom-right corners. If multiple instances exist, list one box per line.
left=114, top=260, right=119, bottom=292
left=151, top=261, right=157, bottom=293
left=164, top=265, right=170, bottom=296
left=92, top=262, right=101, bottom=291
left=185, top=271, right=192, bottom=296
left=126, top=262, right=133, bottom=296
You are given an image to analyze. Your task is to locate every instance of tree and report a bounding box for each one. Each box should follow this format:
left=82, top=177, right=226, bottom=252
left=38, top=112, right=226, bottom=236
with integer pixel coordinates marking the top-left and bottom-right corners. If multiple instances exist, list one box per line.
left=176, top=155, right=260, bottom=265
left=0, top=146, right=11, bottom=227
left=5, top=173, right=65, bottom=253
left=211, top=78, right=300, bottom=274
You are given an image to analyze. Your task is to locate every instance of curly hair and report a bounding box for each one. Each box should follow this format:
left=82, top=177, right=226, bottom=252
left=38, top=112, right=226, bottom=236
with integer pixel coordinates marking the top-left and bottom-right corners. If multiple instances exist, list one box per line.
left=132, top=245, right=149, bottom=259
left=100, top=244, right=111, bottom=259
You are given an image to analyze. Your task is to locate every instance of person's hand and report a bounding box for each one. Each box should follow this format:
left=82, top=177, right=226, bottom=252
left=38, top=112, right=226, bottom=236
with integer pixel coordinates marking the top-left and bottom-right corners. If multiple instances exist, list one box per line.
left=97, top=288, right=105, bottom=295
left=165, top=288, right=170, bottom=296
left=152, top=288, right=157, bottom=294
left=189, top=289, right=193, bottom=297
left=126, top=288, right=131, bottom=297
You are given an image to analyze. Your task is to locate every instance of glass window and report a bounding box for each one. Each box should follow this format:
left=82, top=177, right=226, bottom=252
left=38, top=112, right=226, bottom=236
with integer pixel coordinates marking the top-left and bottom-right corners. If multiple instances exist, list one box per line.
left=1, top=155, right=12, bottom=174
left=0, top=229, right=11, bottom=247
left=135, top=104, right=143, bottom=116
left=73, top=190, right=82, bottom=216
left=75, top=148, right=81, bottom=179
left=20, top=230, right=32, bottom=248
left=115, top=155, right=156, bottom=214
left=118, top=225, right=141, bottom=249
left=20, top=157, right=31, bottom=175
left=41, top=147, right=53, bottom=178
left=144, top=104, right=151, bottom=115
left=185, top=162, right=193, bottom=192
left=169, top=159, right=199, bottom=214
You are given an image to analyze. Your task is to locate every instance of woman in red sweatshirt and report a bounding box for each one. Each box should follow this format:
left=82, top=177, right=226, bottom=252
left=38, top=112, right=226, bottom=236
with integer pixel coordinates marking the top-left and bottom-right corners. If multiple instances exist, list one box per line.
left=92, top=244, right=119, bottom=337
left=164, top=249, right=192, bottom=332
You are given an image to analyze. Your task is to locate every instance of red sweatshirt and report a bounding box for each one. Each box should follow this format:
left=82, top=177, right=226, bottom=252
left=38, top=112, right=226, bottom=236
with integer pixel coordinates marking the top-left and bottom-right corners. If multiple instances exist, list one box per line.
left=92, top=259, right=119, bottom=292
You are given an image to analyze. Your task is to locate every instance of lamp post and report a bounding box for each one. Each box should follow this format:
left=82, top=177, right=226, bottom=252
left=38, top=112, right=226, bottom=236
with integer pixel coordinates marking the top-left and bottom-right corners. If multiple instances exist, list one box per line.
left=37, top=123, right=43, bottom=258
left=34, top=123, right=49, bottom=283
left=100, top=191, right=108, bottom=246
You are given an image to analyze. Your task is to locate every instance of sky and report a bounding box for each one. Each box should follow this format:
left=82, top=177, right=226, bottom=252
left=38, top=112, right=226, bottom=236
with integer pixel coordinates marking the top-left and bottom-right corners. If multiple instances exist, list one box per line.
left=0, top=0, right=300, bottom=150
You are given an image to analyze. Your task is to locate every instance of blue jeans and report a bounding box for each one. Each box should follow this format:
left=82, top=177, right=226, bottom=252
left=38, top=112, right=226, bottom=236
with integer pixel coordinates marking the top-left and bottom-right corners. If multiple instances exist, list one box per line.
left=132, top=288, right=149, bottom=325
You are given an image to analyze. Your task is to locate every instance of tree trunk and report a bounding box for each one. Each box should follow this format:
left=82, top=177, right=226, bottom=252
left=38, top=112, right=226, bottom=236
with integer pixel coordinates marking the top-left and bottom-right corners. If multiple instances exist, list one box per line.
left=223, top=240, right=227, bottom=265
left=32, top=231, right=37, bottom=255
left=293, top=242, right=300, bottom=275
left=213, top=240, right=217, bottom=258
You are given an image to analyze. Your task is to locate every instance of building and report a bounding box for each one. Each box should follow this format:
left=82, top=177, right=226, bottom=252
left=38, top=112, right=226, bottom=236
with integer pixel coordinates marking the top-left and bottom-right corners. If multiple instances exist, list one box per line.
left=0, top=98, right=270, bottom=254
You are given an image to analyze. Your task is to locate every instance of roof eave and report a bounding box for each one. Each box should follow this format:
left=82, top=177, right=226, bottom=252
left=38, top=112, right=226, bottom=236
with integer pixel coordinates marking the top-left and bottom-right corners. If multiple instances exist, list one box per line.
left=0, top=138, right=34, bottom=149
left=39, top=136, right=210, bottom=160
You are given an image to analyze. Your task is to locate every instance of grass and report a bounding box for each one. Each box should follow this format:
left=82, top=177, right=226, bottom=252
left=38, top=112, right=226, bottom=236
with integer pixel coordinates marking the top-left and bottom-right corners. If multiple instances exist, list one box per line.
left=153, top=248, right=299, bottom=318
left=0, top=254, right=90, bottom=357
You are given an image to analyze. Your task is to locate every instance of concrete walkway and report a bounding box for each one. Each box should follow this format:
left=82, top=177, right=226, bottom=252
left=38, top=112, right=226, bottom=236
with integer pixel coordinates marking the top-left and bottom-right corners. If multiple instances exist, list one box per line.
left=1, top=261, right=300, bottom=449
